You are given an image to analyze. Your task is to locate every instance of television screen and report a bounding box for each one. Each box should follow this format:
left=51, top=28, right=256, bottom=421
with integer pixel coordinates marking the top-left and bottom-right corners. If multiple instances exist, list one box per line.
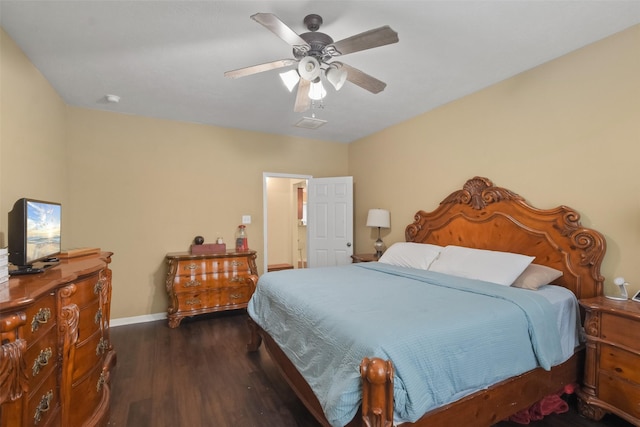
left=8, top=198, right=61, bottom=268
left=25, top=200, right=61, bottom=264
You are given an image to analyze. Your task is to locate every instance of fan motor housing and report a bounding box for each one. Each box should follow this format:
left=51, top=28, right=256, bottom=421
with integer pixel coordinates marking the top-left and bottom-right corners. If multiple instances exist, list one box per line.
left=293, top=14, right=333, bottom=60
left=296, top=31, right=334, bottom=59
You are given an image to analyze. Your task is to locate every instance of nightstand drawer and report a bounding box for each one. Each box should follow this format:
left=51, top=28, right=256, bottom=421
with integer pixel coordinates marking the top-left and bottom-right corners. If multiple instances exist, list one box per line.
left=177, top=285, right=253, bottom=311
left=598, top=372, right=640, bottom=419
left=600, top=344, right=640, bottom=384
left=176, top=257, right=251, bottom=276
left=173, top=272, right=252, bottom=292
left=601, top=312, right=640, bottom=352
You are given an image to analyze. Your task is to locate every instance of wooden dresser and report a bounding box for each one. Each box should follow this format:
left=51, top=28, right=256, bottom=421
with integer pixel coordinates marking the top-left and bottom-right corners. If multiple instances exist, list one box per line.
left=0, top=252, right=115, bottom=427
left=577, top=296, right=640, bottom=426
left=165, top=250, right=258, bottom=328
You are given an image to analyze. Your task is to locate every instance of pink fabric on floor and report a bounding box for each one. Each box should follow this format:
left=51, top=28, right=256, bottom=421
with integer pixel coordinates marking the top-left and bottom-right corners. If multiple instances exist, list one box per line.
left=507, top=384, right=575, bottom=424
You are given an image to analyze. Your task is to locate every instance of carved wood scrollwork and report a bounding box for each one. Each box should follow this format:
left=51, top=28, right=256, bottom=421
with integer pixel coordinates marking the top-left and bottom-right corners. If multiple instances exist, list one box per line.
left=583, top=311, right=600, bottom=337
left=0, top=339, right=29, bottom=403
left=360, top=357, right=394, bottom=427
left=59, top=304, right=80, bottom=348
left=441, top=176, right=523, bottom=210
left=577, top=396, right=606, bottom=421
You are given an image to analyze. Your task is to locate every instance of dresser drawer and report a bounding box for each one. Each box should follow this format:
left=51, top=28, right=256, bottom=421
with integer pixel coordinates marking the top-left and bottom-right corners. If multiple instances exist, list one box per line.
left=22, top=294, right=56, bottom=343
left=600, top=343, right=640, bottom=384
left=176, top=257, right=251, bottom=276
left=24, top=331, right=57, bottom=384
left=601, top=312, right=640, bottom=352
left=72, top=329, right=105, bottom=382
left=68, top=364, right=105, bottom=427
left=173, top=272, right=253, bottom=292
left=177, top=285, right=253, bottom=311
left=77, top=299, right=102, bottom=343
left=71, top=275, right=103, bottom=309
left=27, top=370, right=59, bottom=427
left=598, top=371, right=640, bottom=419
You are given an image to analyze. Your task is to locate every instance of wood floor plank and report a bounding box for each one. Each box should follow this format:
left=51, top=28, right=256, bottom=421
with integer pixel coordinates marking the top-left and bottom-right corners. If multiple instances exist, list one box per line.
left=107, top=311, right=632, bottom=427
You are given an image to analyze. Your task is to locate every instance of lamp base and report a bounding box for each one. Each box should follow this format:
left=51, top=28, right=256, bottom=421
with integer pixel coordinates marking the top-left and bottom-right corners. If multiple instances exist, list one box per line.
left=374, top=238, right=386, bottom=258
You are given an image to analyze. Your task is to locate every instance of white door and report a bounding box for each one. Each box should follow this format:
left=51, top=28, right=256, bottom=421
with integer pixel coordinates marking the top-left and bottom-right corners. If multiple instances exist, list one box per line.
left=307, top=176, right=354, bottom=267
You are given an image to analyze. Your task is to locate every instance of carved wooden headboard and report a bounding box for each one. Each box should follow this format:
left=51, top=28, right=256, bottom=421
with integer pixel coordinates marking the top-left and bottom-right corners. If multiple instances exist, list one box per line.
left=405, top=177, right=606, bottom=301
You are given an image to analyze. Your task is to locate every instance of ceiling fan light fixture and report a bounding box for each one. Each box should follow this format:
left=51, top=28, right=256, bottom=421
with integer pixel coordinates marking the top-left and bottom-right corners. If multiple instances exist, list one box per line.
left=279, top=69, right=300, bottom=92
left=308, top=80, right=327, bottom=101
left=298, top=56, right=321, bottom=81
left=326, top=64, right=347, bottom=91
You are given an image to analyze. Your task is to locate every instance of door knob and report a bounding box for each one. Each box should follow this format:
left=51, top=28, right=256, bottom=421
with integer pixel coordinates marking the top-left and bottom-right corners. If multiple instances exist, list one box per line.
left=346, top=242, right=351, bottom=247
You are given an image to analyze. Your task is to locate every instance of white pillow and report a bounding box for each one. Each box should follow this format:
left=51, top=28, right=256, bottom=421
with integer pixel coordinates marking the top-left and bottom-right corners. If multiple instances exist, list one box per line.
left=428, top=245, right=534, bottom=286
left=511, top=264, right=563, bottom=290
left=378, top=242, right=443, bottom=270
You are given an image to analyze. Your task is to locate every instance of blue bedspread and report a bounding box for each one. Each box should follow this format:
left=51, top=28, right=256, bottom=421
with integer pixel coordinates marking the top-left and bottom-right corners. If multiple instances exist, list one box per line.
left=247, top=263, right=564, bottom=427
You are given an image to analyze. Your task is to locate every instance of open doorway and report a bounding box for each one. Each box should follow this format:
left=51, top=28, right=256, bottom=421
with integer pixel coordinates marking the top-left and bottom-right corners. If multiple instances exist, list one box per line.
left=263, top=173, right=311, bottom=273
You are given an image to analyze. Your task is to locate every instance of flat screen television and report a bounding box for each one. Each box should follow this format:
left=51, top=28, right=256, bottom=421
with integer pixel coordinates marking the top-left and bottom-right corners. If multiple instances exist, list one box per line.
left=8, top=198, right=61, bottom=272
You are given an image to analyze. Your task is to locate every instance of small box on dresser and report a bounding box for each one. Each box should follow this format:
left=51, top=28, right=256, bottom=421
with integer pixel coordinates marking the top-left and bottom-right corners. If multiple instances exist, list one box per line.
left=577, top=296, right=640, bottom=426
left=165, top=250, right=259, bottom=328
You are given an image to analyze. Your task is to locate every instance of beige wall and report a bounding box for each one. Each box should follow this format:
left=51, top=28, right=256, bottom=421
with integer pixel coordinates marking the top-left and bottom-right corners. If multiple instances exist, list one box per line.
left=350, top=25, right=640, bottom=297
left=0, top=29, right=69, bottom=242
left=65, top=109, right=347, bottom=318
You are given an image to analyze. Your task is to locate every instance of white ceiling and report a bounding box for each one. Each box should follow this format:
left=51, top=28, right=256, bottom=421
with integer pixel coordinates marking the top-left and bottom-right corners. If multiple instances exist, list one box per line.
left=1, top=1, right=639, bottom=143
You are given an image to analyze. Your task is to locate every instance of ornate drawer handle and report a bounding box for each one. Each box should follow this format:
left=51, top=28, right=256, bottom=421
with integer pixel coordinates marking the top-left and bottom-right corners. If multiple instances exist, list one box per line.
left=96, top=337, right=107, bottom=356
left=94, top=278, right=106, bottom=294
left=96, top=371, right=106, bottom=392
left=183, top=263, right=199, bottom=271
left=32, top=347, right=53, bottom=377
left=184, top=280, right=201, bottom=287
left=94, top=308, right=103, bottom=324
left=185, top=298, right=201, bottom=306
left=229, top=293, right=243, bottom=300
left=230, top=276, right=243, bottom=283
left=33, top=390, right=53, bottom=424
left=31, top=308, right=51, bottom=332
left=231, top=261, right=244, bottom=267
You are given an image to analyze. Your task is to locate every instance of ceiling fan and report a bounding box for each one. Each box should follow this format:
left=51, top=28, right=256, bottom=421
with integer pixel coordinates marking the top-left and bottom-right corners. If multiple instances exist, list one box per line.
left=224, top=13, right=399, bottom=112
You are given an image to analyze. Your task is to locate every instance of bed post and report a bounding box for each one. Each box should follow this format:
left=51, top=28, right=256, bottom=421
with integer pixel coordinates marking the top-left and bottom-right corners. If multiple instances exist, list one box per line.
left=360, top=357, right=394, bottom=427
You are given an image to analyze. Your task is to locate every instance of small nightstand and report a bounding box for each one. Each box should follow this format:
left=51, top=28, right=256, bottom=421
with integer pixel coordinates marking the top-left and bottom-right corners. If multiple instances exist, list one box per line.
left=351, top=253, right=379, bottom=263
left=577, top=296, right=640, bottom=425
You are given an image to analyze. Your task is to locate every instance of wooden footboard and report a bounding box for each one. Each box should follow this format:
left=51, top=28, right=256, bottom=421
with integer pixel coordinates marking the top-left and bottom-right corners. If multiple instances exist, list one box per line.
left=248, top=317, right=583, bottom=427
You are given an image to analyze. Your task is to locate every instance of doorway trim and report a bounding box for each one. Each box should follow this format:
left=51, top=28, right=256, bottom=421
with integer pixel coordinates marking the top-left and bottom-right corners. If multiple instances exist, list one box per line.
left=263, top=172, right=312, bottom=273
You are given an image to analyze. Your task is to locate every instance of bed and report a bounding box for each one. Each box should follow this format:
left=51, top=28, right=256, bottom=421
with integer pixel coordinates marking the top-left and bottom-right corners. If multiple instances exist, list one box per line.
left=247, top=176, right=606, bottom=427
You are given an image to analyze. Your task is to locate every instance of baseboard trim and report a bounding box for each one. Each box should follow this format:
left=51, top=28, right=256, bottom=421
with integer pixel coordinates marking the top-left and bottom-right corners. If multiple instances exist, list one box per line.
left=111, top=312, right=167, bottom=327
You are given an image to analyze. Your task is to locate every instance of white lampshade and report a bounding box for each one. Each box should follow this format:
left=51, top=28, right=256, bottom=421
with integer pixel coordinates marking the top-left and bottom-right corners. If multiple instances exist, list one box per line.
left=366, top=209, right=390, bottom=228
left=308, top=80, right=327, bottom=101
left=279, top=69, right=300, bottom=92
left=298, top=56, right=321, bottom=81
left=325, top=64, right=347, bottom=91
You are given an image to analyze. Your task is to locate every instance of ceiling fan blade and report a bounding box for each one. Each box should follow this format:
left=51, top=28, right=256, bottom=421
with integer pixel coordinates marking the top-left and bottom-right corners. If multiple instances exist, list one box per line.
left=251, top=13, right=310, bottom=51
left=294, top=78, right=311, bottom=112
left=326, top=26, right=399, bottom=56
left=224, top=59, right=297, bottom=79
left=338, top=62, right=387, bottom=94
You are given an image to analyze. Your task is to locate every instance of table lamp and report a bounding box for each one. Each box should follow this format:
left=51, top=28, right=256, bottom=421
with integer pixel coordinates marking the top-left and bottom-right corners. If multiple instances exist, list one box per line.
left=366, top=209, right=390, bottom=257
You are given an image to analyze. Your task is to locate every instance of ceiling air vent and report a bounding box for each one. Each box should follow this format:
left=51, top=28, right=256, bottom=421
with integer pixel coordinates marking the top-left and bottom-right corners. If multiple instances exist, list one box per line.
left=294, top=116, right=327, bottom=130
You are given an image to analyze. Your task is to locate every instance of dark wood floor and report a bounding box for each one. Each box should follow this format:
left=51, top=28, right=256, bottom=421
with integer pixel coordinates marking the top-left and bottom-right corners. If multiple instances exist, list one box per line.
left=108, top=311, right=633, bottom=427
